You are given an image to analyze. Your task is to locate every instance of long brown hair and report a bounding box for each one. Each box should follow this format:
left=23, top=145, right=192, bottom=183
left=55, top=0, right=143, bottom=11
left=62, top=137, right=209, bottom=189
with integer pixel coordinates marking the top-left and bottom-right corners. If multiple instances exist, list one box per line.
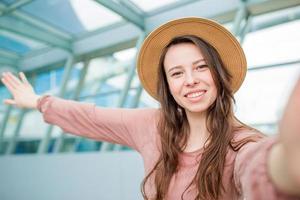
left=141, top=35, right=262, bottom=200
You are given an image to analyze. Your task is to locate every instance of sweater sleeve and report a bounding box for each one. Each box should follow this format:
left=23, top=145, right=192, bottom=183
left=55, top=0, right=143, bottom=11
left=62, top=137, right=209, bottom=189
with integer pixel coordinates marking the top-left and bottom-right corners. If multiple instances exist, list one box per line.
left=233, top=136, right=299, bottom=200
left=37, top=95, right=159, bottom=152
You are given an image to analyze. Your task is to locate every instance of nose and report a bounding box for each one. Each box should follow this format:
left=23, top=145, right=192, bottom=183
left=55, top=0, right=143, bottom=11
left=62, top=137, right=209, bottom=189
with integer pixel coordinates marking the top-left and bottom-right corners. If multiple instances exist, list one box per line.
left=184, top=71, right=199, bottom=87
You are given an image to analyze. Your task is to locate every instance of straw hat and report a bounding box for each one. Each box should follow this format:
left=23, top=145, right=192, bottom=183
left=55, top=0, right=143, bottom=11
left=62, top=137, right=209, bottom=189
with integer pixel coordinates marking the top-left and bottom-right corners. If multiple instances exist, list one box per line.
left=137, top=17, right=247, bottom=100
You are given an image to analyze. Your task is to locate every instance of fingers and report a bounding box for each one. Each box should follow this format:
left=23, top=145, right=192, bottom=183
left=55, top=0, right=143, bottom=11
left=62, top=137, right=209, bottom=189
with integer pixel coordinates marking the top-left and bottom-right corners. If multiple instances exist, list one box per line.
left=1, top=71, right=30, bottom=107
left=1, top=75, right=16, bottom=94
left=3, top=99, right=16, bottom=105
left=7, top=72, right=22, bottom=87
left=19, top=72, right=29, bottom=85
left=1, top=72, right=20, bottom=90
left=1, top=71, right=29, bottom=96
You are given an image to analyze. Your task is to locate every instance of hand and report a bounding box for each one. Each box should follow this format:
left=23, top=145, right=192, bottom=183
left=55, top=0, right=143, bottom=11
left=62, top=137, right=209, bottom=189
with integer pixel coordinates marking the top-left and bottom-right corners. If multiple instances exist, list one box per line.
left=1, top=72, right=41, bottom=109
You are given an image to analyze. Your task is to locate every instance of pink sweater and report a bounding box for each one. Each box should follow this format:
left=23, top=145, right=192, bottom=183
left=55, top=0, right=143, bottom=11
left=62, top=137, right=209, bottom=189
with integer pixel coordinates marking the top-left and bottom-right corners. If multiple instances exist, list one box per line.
left=38, top=96, right=299, bottom=200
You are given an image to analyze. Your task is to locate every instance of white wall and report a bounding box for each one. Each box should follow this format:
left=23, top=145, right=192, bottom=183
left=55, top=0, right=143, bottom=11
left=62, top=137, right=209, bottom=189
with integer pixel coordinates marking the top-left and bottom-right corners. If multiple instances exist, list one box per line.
left=0, top=151, right=144, bottom=200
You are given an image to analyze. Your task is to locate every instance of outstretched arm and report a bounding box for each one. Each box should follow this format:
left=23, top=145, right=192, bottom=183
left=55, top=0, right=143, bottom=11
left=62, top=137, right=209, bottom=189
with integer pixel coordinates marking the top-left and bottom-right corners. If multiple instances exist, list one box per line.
left=268, top=77, right=300, bottom=195
left=1, top=72, right=159, bottom=152
left=234, top=78, right=300, bottom=199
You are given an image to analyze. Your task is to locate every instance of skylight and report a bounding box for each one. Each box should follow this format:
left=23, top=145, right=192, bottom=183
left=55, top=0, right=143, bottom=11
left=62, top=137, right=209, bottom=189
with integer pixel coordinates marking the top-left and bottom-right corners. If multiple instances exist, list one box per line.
left=130, top=0, right=178, bottom=12
left=70, top=0, right=122, bottom=32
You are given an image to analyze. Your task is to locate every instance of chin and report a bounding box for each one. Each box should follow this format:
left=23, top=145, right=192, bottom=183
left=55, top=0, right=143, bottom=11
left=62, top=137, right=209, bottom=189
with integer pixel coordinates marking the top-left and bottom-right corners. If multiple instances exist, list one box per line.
left=184, top=106, right=209, bottom=114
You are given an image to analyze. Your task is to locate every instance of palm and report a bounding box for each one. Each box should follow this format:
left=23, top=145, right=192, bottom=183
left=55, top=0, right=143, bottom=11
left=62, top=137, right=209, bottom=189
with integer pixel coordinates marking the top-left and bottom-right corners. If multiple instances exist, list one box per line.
left=1, top=72, right=40, bottom=109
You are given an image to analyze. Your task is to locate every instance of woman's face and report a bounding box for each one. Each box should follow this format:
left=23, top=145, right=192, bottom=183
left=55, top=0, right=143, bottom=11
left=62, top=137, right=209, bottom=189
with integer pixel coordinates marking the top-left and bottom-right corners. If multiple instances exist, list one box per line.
left=163, top=43, right=217, bottom=115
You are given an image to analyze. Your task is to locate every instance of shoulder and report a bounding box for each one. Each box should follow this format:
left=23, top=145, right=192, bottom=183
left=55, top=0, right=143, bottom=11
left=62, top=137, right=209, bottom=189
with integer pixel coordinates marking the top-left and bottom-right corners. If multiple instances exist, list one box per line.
left=233, top=128, right=266, bottom=142
left=230, top=127, right=267, bottom=151
left=232, top=128, right=279, bottom=174
left=226, top=128, right=266, bottom=164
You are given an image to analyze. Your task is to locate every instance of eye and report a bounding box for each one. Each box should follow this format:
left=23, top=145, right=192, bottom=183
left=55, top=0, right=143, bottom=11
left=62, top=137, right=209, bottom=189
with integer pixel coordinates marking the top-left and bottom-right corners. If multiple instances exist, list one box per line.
left=171, top=71, right=183, bottom=77
left=196, top=65, right=208, bottom=71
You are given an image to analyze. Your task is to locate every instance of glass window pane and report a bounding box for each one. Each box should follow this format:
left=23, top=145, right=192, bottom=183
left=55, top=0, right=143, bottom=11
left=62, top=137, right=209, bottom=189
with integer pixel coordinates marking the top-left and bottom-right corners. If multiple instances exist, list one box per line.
left=130, top=0, right=178, bottom=12
left=0, top=30, right=47, bottom=54
left=21, top=0, right=122, bottom=35
left=0, top=34, right=29, bottom=54
left=1, top=0, right=16, bottom=5
left=243, top=19, right=300, bottom=68
left=235, top=64, right=300, bottom=134
left=70, top=0, right=122, bottom=32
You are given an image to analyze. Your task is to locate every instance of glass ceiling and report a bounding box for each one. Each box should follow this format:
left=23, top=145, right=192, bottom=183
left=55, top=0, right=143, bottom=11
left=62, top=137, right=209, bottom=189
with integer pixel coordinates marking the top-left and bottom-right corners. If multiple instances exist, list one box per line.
left=130, top=0, right=178, bottom=12
left=19, top=0, right=122, bottom=35
left=0, top=29, right=46, bottom=53
left=0, top=0, right=182, bottom=56
left=1, top=0, right=16, bottom=5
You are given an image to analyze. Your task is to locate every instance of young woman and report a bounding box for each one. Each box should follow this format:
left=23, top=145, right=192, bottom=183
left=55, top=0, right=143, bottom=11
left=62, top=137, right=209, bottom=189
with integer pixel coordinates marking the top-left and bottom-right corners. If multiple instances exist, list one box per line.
left=1, top=17, right=300, bottom=200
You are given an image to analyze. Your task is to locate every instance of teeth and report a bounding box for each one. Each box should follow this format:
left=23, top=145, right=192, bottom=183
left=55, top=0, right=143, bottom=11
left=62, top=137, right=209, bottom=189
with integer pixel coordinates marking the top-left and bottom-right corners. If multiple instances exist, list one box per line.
left=186, top=91, right=205, bottom=98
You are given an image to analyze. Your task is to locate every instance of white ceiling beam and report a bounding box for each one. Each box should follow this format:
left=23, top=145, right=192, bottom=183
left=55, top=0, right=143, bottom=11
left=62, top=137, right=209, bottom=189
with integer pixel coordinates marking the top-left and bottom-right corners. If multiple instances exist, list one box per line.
left=94, top=0, right=144, bottom=30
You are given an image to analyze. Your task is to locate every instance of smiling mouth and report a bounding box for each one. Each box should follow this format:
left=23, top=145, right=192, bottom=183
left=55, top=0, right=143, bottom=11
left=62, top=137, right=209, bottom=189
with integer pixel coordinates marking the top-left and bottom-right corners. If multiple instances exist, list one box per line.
left=185, top=90, right=206, bottom=98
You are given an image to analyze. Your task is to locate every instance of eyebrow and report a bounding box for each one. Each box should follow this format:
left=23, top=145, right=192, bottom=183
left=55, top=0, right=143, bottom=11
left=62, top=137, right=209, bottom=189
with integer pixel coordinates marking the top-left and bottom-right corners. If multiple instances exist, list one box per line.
left=167, top=58, right=206, bottom=73
left=193, top=58, right=206, bottom=65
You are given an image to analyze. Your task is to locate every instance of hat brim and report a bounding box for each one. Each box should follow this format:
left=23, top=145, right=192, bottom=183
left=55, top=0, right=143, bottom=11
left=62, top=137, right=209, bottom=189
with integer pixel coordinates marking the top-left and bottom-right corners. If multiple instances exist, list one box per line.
left=137, top=17, right=247, bottom=100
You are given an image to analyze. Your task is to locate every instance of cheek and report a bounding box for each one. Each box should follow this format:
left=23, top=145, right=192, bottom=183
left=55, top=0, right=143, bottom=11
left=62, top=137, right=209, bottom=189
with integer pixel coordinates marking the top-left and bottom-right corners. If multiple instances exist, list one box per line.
left=205, top=73, right=217, bottom=91
left=211, top=88, right=218, bottom=101
left=205, top=74, right=218, bottom=100
left=167, top=79, right=182, bottom=95
left=210, top=83, right=218, bottom=102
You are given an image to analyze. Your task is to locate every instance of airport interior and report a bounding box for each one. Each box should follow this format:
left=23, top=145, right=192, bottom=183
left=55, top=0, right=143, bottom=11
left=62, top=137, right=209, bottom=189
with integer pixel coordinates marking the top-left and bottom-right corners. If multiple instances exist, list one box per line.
left=0, top=0, right=300, bottom=199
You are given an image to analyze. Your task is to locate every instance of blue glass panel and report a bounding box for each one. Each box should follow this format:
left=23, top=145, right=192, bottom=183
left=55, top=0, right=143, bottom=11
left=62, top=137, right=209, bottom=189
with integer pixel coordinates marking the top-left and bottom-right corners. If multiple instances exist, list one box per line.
left=95, top=92, right=119, bottom=107
left=54, top=67, right=64, bottom=87
left=0, top=86, right=10, bottom=103
left=124, top=91, right=136, bottom=108
left=1, top=0, right=16, bottom=5
left=34, top=72, right=51, bottom=94
left=15, top=140, right=39, bottom=154
left=70, top=67, right=80, bottom=81
left=76, top=139, right=100, bottom=152
left=21, top=0, right=85, bottom=35
left=0, top=35, right=30, bottom=54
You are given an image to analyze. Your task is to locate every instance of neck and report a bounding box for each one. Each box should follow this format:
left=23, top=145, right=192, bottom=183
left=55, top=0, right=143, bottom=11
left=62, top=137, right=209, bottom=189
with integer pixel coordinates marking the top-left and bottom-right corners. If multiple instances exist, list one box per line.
left=184, top=111, right=210, bottom=152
